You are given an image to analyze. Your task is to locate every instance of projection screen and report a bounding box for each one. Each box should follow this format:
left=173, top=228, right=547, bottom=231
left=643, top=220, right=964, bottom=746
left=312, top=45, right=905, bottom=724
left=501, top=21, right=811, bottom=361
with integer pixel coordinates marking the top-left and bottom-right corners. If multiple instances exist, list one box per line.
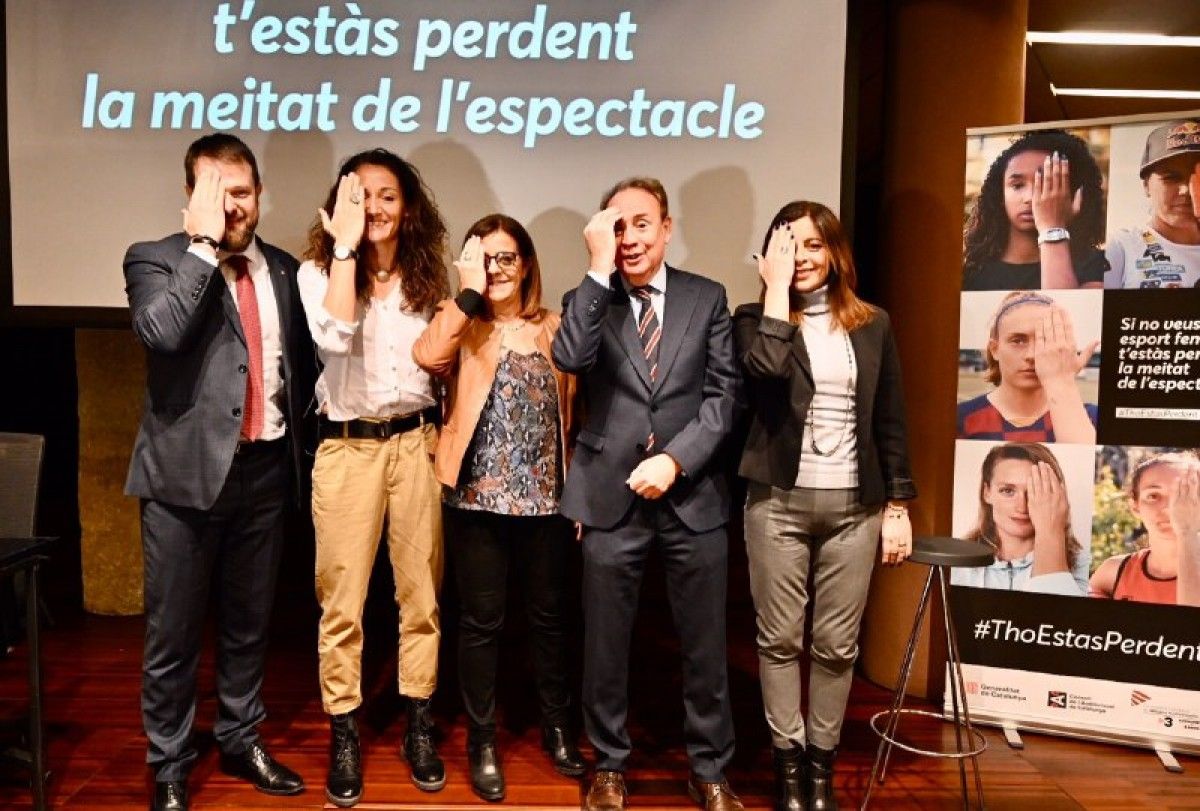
left=4, top=0, right=850, bottom=321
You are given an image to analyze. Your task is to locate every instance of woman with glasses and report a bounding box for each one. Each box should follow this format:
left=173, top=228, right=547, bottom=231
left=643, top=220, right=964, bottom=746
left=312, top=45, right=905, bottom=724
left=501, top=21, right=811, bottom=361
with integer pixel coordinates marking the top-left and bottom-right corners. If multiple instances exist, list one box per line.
left=414, top=214, right=584, bottom=802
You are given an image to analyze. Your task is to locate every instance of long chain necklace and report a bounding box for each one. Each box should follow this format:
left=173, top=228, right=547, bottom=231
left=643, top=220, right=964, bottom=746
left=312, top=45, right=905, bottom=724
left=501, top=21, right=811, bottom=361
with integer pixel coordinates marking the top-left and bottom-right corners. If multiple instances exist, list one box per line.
left=806, top=311, right=856, bottom=457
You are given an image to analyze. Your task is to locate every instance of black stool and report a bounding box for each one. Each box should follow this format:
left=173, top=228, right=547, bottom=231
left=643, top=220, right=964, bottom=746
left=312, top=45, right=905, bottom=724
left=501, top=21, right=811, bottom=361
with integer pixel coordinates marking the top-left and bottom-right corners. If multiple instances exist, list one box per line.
left=860, top=536, right=993, bottom=810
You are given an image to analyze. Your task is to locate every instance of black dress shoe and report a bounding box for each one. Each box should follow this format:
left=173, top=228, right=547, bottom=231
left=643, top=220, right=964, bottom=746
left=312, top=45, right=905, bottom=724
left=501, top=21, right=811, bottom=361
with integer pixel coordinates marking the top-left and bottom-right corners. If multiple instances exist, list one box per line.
left=327, top=712, right=363, bottom=807
left=220, top=741, right=305, bottom=796
left=468, top=741, right=506, bottom=802
left=150, top=780, right=188, bottom=811
left=542, top=725, right=586, bottom=777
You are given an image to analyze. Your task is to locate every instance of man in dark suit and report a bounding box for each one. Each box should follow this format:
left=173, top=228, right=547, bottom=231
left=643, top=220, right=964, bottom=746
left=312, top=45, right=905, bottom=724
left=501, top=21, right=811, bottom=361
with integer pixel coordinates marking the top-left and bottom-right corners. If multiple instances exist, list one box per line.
left=552, top=178, right=744, bottom=811
left=124, top=134, right=313, bottom=811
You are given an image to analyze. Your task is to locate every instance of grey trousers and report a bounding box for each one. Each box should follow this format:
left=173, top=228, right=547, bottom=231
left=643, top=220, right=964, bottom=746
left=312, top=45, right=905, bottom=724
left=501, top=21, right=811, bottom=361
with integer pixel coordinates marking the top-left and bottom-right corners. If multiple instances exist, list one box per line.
left=744, top=482, right=882, bottom=750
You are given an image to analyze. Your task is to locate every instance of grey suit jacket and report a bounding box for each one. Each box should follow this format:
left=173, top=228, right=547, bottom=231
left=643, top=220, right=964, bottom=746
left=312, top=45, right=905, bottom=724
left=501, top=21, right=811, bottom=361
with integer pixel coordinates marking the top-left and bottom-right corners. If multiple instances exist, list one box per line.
left=123, top=232, right=315, bottom=510
left=552, top=267, right=742, bottom=532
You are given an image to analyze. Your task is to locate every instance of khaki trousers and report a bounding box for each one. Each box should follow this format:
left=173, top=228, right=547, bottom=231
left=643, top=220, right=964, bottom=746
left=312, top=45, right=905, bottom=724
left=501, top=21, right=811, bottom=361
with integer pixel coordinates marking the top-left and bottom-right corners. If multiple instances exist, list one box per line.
left=312, top=423, right=443, bottom=714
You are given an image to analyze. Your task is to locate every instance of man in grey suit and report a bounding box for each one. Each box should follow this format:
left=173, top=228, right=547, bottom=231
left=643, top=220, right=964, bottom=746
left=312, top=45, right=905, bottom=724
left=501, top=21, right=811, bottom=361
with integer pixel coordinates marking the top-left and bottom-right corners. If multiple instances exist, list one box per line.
left=124, top=134, right=313, bottom=811
left=552, top=178, right=744, bottom=811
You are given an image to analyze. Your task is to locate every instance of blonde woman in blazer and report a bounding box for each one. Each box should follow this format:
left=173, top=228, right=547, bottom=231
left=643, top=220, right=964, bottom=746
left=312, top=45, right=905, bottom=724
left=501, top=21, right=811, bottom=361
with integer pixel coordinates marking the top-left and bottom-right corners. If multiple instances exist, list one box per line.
left=413, top=214, right=583, bottom=802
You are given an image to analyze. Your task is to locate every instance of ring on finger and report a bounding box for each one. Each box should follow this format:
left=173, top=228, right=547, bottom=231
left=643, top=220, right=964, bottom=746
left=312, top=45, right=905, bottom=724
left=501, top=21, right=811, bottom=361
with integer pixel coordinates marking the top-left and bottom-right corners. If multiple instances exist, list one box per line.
left=349, top=192, right=362, bottom=204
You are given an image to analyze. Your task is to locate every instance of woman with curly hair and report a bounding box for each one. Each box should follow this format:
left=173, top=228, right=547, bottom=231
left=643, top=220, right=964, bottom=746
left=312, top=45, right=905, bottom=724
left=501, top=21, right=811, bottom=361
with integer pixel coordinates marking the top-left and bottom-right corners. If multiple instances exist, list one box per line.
left=964, top=129, right=1108, bottom=290
left=297, top=148, right=449, bottom=806
left=951, top=442, right=1088, bottom=595
left=1090, top=451, right=1200, bottom=606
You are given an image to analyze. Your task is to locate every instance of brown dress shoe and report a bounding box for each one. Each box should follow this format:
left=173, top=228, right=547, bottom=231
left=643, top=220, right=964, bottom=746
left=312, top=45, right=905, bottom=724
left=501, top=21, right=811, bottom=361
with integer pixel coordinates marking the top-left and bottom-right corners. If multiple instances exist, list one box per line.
left=584, top=769, right=627, bottom=811
left=687, top=778, right=745, bottom=811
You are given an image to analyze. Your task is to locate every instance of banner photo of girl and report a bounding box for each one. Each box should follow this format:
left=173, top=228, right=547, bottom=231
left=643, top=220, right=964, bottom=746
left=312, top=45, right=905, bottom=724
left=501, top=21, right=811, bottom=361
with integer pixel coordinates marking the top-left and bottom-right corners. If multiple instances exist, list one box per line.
left=962, top=127, right=1110, bottom=291
left=951, top=439, right=1095, bottom=596
left=957, top=289, right=1102, bottom=444
left=1091, top=446, right=1200, bottom=606
left=1104, top=120, right=1200, bottom=290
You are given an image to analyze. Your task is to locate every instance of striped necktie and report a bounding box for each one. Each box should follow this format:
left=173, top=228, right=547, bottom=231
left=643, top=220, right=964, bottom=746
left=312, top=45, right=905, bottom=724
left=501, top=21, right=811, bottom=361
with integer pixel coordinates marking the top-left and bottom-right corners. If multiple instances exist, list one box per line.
left=631, top=285, right=660, bottom=452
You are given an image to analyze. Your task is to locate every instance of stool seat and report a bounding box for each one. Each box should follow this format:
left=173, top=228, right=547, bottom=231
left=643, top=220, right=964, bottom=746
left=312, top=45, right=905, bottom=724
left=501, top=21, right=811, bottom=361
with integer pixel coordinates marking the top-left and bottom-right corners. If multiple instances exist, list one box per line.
left=908, top=536, right=993, bottom=568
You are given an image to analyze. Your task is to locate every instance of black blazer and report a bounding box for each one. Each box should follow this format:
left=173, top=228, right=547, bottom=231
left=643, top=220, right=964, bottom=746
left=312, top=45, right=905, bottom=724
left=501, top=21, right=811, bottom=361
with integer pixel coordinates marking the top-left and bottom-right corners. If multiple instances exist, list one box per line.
left=732, top=302, right=916, bottom=506
left=553, top=268, right=743, bottom=532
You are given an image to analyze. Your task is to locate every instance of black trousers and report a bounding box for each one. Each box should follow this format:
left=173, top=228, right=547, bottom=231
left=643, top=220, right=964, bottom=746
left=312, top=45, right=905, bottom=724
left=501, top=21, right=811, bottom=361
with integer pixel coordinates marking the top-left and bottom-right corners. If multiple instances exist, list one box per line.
left=140, top=438, right=288, bottom=781
left=581, top=498, right=734, bottom=781
left=446, top=507, right=572, bottom=745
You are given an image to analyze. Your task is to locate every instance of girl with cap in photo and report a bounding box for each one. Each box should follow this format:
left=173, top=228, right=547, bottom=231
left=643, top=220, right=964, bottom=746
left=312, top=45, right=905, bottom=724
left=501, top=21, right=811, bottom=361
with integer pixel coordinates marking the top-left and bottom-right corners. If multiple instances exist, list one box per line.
left=1105, top=119, right=1200, bottom=289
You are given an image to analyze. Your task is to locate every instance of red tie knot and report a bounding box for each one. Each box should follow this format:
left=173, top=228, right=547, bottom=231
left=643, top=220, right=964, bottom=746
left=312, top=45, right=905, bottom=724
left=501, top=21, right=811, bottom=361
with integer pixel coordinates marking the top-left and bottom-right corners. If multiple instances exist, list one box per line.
left=226, top=254, right=250, bottom=278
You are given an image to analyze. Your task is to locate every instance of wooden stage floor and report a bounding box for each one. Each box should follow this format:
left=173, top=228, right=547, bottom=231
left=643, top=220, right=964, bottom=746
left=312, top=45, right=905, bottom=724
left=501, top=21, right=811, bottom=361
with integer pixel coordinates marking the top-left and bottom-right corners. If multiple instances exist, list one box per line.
left=2, top=602, right=1199, bottom=809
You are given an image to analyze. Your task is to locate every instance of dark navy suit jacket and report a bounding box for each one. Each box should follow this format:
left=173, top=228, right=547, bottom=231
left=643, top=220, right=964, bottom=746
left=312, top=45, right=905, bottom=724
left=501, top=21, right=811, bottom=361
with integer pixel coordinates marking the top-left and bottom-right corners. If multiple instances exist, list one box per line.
left=552, top=267, right=742, bottom=532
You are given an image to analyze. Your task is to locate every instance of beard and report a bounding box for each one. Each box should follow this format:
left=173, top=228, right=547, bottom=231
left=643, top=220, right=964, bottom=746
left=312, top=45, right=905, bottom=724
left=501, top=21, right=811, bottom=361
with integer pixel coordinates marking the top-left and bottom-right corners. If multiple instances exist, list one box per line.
left=221, top=212, right=258, bottom=253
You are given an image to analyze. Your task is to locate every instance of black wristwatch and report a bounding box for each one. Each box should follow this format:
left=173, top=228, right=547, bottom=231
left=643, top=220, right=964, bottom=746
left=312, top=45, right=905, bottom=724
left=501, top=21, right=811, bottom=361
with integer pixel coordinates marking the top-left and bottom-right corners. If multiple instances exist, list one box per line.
left=189, top=234, right=220, bottom=250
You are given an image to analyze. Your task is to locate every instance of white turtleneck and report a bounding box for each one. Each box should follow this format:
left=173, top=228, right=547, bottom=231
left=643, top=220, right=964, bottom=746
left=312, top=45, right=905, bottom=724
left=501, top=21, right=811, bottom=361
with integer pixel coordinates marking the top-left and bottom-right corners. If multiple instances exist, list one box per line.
left=795, top=286, right=859, bottom=489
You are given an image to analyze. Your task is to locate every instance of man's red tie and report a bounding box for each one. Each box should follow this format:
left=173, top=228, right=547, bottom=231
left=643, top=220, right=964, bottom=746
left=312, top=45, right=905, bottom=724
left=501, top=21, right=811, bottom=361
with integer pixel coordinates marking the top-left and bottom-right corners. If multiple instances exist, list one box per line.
left=228, top=255, right=264, bottom=441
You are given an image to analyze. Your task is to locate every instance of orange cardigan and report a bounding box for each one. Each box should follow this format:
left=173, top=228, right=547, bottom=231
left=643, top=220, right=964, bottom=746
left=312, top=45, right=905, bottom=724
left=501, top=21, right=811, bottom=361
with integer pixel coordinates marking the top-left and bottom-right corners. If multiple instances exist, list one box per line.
left=412, top=298, right=577, bottom=489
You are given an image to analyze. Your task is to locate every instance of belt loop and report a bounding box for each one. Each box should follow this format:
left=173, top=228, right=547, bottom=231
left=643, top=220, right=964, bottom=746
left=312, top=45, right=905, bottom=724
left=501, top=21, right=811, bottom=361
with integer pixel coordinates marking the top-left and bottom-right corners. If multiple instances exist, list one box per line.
left=341, top=421, right=349, bottom=439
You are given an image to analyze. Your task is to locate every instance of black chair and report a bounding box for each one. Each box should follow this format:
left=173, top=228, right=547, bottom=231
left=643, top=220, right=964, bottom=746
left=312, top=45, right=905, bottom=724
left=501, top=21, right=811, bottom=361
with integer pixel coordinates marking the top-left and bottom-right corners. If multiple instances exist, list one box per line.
left=0, top=432, right=51, bottom=811
left=860, top=536, right=993, bottom=811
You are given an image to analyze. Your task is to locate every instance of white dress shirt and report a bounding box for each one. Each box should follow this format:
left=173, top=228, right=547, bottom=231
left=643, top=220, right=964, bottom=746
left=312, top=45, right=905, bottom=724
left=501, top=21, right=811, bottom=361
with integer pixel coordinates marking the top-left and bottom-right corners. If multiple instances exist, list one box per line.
left=189, top=240, right=286, bottom=441
left=297, top=260, right=436, bottom=421
left=588, top=263, right=667, bottom=325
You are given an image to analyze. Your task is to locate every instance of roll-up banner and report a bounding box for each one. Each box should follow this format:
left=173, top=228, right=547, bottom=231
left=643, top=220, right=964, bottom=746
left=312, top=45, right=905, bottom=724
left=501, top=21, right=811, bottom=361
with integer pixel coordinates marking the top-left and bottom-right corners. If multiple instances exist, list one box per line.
left=949, top=111, right=1200, bottom=754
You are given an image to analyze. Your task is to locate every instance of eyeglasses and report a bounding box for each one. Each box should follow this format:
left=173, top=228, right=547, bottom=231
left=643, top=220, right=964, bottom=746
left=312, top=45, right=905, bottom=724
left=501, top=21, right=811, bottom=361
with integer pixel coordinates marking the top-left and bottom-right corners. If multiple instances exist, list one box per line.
left=484, top=252, right=519, bottom=272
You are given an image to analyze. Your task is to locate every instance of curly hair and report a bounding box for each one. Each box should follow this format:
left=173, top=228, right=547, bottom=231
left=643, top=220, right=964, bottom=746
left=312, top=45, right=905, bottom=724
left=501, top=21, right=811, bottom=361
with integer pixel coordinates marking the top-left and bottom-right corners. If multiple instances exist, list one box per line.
left=963, top=130, right=1106, bottom=283
left=304, top=148, right=448, bottom=312
left=966, top=442, right=1082, bottom=572
left=757, top=200, right=877, bottom=332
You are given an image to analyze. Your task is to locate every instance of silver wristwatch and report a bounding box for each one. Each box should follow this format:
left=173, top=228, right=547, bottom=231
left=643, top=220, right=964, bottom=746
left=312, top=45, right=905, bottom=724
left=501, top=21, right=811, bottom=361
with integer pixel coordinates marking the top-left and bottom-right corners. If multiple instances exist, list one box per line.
left=332, top=244, right=358, bottom=261
left=1037, top=227, right=1070, bottom=245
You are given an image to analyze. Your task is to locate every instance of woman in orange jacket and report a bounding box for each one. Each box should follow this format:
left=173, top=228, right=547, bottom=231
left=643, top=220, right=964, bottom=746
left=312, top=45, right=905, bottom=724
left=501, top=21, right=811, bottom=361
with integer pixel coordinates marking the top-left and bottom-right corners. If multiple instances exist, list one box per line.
left=413, top=214, right=583, bottom=802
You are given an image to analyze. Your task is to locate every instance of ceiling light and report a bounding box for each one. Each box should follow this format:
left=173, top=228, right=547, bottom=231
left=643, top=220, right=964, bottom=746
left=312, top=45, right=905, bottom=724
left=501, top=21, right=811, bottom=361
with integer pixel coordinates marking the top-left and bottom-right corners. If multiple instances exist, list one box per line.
left=1050, top=84, right=1200, bottom=100
left=1027, top=31, right=1200, bottom=47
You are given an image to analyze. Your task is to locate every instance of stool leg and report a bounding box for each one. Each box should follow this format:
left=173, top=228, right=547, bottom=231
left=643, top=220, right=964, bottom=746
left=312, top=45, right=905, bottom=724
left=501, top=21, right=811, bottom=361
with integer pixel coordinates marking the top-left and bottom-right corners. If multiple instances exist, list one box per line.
left=861, top=565, right=936, bottom=810
left=937, top=567, right=985, bottom=810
